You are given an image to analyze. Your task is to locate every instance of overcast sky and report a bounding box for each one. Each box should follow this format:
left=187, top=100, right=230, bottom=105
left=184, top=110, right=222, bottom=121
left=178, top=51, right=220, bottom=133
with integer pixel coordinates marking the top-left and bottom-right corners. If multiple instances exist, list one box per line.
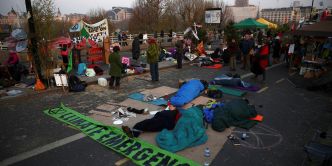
left=0, top=0, right=331, bottom=15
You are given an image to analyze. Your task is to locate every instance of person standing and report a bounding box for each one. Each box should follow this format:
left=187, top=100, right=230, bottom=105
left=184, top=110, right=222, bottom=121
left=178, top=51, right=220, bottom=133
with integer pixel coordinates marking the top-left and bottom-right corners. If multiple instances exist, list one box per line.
left=60, top=44, right=69, bottom=69
left=228, top=39, right=239, bottom=71
left=109, top=46, right=122, bottom=90
left=252, top=40, right=269, bottom=82
left=175, top=37, right=184, bottom=69
left=147, top=38, right=160, bottom=82
left=272, top=36, right=281, bottom=64
left=132, top=36, right=140, bottom=64
left=240, top=34, right=254, bottom=70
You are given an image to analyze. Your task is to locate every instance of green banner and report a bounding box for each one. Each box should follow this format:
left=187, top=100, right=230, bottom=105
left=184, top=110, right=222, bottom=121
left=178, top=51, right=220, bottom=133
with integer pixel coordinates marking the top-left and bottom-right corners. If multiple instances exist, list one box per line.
left=66, top=51, right=73, bottom=73
left=44, top=104, right=199, bottom=166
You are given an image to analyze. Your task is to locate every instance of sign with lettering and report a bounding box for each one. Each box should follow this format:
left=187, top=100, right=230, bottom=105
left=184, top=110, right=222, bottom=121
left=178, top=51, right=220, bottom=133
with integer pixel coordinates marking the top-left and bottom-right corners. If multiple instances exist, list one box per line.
left=82, top=19, right=109, bottom=42
left=44, top=104, right=199, bottom=166
left=69, top=22, right=82, bottom=32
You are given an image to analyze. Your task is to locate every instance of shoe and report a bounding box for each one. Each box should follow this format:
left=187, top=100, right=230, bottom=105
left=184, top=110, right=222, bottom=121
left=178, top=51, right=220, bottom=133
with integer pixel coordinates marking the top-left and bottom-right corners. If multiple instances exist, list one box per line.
left=122, top=126, right=134, bottom=138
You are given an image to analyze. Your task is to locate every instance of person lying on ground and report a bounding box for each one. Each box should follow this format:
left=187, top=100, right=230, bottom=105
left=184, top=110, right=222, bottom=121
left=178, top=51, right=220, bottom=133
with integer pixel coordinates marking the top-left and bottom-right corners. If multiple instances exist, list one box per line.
left=122, top=105, right=179, bottom=138
left=170, top=79, right=209, bottom=107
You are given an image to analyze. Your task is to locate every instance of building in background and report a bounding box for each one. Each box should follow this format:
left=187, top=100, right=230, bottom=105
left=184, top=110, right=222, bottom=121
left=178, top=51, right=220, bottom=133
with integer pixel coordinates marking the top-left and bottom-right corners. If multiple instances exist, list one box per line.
left=235, top=0, right=249, bottom=7
left=0, top=8, right=26, bottom=32
left=261, top=6, right=311, bottom=24
left=64, top=13, right=86, bottom=24
left=55, top=8, right=66, bottom=21
left=224, top=0, right=258, bottom=23
left=106, top=7, right=133, bottom=22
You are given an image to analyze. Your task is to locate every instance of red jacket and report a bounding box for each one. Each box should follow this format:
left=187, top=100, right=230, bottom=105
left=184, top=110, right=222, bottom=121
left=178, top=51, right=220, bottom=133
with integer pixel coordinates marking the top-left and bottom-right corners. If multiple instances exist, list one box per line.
left=259, top=45, right=269, bottom=69
left=6, top=52, right=19, bottom=65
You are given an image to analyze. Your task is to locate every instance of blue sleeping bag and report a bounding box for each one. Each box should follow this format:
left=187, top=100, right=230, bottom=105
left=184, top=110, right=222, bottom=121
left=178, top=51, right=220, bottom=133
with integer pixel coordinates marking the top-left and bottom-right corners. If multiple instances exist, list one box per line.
left=170, top=79, right=204, bottom=107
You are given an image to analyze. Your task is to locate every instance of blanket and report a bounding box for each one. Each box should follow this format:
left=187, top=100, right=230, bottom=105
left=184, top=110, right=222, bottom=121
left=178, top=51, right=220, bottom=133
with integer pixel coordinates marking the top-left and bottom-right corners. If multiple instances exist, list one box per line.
left=128, top=93, right=168, bottom=106
left=156, top=106, right=208, bottom=152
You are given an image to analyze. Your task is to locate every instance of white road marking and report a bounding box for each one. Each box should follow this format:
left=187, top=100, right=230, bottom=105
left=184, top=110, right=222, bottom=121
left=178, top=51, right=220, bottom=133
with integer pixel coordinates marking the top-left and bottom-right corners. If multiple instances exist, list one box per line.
left=257, top=87, right=269, bottom=93
left=275, top=78, right=285, bottom=84
left=241, top=73, right=254, bottom=79
left=0, top=133, right=86, bottom=166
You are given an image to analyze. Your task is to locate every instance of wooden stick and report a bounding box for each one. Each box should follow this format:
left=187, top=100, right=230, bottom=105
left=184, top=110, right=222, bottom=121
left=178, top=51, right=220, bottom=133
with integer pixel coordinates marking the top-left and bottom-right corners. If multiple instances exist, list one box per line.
left=115, top=158, right=130, bottom=166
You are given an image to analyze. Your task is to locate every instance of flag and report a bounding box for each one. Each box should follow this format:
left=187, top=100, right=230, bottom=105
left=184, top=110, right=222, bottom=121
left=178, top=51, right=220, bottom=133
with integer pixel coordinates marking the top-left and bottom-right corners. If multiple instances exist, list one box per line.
left=67, top=51, right=73, bottom=73
left=81, top=27, right=90, bottom=38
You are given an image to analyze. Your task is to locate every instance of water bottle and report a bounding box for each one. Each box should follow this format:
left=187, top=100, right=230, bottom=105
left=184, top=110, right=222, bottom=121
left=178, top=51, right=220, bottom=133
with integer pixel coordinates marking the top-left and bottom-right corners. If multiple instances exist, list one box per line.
left=203, top=147, right=211, bottom=166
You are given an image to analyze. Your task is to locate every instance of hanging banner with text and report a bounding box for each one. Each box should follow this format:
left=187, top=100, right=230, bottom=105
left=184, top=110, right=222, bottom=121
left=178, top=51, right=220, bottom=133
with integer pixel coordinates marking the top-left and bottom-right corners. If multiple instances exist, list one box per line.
left=44, top=104, right=199, bottom=166
left=82, top=19, right=109, bottom=43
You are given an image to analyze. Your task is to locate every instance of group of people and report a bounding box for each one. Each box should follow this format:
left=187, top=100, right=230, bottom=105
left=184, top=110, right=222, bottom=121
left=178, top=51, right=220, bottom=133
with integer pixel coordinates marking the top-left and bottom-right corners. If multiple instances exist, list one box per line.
left=108, top=35, right=186, bottom=90
left=223, top=31, right=284, bottom=82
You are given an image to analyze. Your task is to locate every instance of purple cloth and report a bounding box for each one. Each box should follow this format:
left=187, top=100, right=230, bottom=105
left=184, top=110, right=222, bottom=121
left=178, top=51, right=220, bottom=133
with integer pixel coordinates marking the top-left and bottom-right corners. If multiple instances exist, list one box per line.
left=234, top=85, right=260, bottom=92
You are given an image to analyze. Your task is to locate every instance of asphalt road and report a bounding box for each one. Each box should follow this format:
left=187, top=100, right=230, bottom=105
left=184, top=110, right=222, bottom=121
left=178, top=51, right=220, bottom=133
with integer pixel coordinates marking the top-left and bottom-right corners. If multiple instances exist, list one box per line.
left=0, top=63, right=331, bottom=166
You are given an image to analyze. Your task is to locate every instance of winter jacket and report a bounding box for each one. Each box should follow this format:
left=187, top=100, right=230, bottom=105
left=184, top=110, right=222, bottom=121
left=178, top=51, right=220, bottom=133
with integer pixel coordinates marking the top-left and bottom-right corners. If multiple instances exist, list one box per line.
left=132, top=37, right=140, bottom=60
left=147, top=43, right=160, bottom=64
left=109, top=52, right=122, bottom=77
left=259, top=44, right=269, bottom=69
left=240, top=39, right=254, bottom=55
left=156, top=106, right=208, bottom=152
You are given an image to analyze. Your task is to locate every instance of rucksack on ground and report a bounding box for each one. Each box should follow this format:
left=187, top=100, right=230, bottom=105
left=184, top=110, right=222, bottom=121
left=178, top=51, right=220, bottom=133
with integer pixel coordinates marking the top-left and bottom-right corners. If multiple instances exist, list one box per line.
left=68, top=75, right=87, bottom=92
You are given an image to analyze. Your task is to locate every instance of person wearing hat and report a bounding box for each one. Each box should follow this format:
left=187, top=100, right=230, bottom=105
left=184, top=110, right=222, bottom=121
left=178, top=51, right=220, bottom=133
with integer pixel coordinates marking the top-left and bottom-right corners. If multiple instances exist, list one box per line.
left=147, top=37, right=160, bottom=81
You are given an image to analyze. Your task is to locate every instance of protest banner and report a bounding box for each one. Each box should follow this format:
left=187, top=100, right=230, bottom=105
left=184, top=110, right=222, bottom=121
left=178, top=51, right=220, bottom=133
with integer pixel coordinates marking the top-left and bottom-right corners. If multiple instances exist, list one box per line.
left=82, top=19, right=109, bottom=43
left=44, top=104, right=199, bottom=166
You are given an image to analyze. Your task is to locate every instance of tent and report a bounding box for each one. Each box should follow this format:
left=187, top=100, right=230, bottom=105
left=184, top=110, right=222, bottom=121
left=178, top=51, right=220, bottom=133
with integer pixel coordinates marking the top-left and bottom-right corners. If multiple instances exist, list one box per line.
left=292, top=16, right=332, bottom=37
left=256, top=18, right=278, bottom=29
left=233, top=18, right=268, bottom=29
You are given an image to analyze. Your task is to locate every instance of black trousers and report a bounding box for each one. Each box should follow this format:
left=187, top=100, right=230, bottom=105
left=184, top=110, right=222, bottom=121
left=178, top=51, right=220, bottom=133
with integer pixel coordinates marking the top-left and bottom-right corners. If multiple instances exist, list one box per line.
left=177, top=56, right=182, bottom=69
left=133, top=110, right=177, bottom=135
left=109, top=76, right=120, bottom=87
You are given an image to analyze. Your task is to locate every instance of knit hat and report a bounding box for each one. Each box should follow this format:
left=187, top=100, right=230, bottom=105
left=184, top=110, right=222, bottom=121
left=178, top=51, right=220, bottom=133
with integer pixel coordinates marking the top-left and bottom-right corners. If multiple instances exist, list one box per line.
left=200, top=80, right=209, bottom=90
left=148, top=37, right=156, bottom=44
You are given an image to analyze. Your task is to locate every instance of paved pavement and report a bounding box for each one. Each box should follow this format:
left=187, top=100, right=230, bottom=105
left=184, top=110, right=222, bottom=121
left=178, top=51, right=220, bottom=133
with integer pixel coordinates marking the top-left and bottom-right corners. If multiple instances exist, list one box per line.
left=0, top=60, right=331, bottom=166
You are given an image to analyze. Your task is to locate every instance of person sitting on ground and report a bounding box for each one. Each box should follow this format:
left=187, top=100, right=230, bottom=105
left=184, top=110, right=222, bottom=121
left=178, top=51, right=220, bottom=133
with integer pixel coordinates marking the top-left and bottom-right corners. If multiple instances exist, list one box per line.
left=170, top=79, right=209, bottom=108
left=122, top=105, right=179, bottom=138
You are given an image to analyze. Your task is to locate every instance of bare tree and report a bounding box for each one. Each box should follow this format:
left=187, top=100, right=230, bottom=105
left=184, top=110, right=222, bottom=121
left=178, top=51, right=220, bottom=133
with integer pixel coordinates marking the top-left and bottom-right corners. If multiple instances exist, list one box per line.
left=86, top=8, right=114, bottom=35
left=32, top=0, right=55, bottom=40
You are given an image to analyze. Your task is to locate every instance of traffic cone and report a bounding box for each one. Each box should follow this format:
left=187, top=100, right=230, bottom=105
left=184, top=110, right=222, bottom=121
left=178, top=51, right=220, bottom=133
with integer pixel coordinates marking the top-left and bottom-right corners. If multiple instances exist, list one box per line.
left=34, top=77, right=45, bottom=91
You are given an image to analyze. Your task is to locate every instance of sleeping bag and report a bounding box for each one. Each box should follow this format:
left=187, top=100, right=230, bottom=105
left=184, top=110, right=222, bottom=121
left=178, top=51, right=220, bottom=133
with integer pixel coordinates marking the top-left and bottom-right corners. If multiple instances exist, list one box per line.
left=156, top=106, right=208, bottom=152
left=212, top=99, right=257, bottom=132
left=170, top=79, right=205, bottom=107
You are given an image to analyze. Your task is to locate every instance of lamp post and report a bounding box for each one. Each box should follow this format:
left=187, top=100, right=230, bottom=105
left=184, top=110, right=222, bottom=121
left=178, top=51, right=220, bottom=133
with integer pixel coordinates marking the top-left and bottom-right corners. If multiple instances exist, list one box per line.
left=25, top=0, right=43, bottom=79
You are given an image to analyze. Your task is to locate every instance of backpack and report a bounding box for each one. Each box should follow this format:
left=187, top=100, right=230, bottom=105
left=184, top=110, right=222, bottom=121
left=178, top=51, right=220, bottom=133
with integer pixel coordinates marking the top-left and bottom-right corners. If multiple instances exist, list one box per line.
left=77, top=63, right=87, bottom=75
left=207, top=88, right=223, bottom=99
left=93, top=66, right=104, bottom=75
left=68, top=75, right=87, bottom=92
